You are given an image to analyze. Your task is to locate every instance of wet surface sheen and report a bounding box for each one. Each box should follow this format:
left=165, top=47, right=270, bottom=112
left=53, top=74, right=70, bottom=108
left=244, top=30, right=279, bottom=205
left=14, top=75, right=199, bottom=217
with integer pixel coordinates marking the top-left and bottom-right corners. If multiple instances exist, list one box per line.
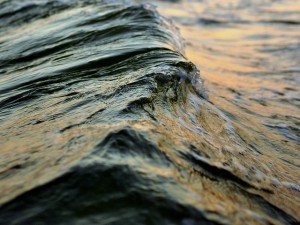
left=0, top=0, right=299, bottom=224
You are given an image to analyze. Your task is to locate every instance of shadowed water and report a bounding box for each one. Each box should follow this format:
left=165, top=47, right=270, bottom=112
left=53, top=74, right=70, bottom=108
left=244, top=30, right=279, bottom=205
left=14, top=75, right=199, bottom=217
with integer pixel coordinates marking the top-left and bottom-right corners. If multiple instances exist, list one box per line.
left=0, top=0, right=299, bottom=224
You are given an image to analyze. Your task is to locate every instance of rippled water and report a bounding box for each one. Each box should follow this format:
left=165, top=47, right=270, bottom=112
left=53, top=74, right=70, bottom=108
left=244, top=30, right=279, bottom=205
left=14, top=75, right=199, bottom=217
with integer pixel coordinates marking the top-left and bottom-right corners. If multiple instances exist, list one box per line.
left=0, top=0, right=299, bottom=224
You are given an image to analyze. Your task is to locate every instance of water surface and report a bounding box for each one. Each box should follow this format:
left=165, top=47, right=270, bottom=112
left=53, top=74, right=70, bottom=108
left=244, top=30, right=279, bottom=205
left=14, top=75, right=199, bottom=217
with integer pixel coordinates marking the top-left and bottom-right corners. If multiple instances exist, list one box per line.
left=0, top=0, right=299, bottom=224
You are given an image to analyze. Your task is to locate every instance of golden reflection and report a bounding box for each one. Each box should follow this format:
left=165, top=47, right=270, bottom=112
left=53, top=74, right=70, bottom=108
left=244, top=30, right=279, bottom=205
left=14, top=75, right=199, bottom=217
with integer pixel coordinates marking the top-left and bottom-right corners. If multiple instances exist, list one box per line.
left=154, top=0, right=300, bottom=222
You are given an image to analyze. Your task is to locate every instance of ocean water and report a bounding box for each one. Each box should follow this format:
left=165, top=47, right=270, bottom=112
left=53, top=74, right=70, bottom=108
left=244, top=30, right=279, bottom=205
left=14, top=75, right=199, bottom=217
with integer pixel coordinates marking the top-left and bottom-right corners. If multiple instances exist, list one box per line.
left=0, top=0, right=299, bottom=224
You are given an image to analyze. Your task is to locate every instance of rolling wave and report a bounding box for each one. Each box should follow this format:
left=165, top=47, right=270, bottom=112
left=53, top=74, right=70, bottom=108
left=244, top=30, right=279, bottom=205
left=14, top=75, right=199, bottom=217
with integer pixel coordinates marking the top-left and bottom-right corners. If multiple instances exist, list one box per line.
left=0, top=0, right=299, bottom=225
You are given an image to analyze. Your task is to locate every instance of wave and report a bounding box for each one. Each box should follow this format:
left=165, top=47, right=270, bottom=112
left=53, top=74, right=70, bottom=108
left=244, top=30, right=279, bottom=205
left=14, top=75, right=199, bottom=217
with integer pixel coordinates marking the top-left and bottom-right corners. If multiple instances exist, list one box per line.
left=0, top=0, right=299, bottom=225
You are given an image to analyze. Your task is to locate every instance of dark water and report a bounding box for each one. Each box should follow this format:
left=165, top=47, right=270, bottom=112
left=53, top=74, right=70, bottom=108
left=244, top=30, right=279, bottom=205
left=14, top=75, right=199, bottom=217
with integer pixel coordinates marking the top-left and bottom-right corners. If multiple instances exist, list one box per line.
left=0, top=0, right=299, bottom=224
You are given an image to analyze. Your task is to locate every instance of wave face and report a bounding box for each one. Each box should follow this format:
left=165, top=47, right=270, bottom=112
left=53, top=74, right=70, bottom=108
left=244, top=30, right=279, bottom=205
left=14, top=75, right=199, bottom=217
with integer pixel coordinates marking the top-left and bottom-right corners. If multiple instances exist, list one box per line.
left=0, top=0, right=299, bottom=225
